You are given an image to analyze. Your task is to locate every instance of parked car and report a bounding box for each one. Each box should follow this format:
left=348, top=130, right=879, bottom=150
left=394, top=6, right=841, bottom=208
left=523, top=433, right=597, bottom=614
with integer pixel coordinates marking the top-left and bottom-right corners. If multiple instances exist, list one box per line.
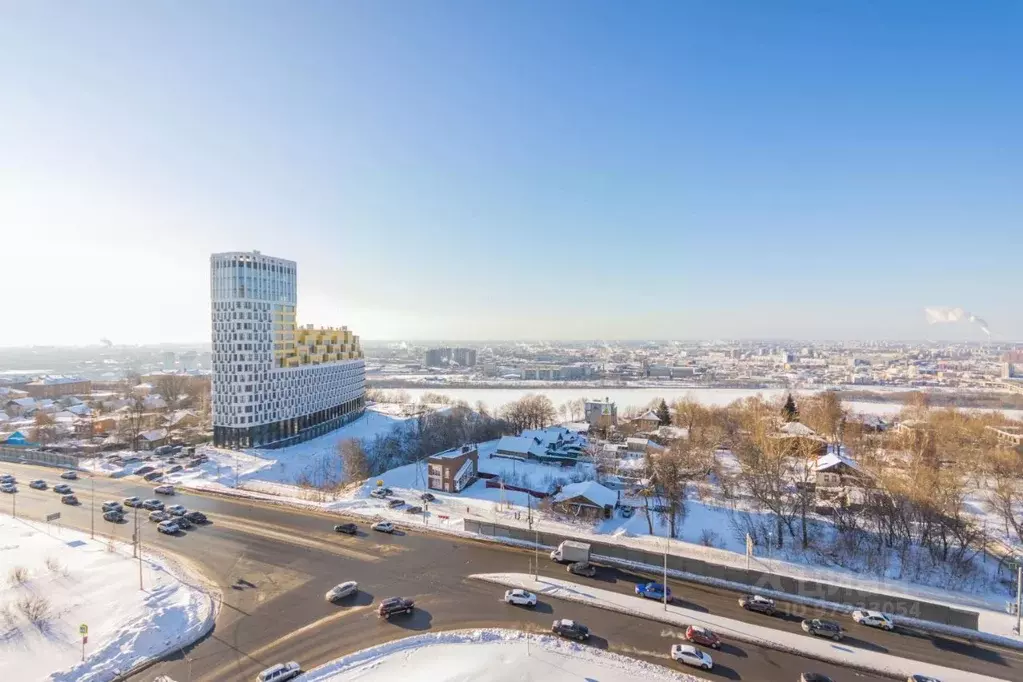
left=685, top=625, right=721, bottom=649
left=0, top=474, right=13, bottom=483
left=184, top=511, right=208, bottom=524
left=60, top=471, right=78, bottom=480
left=567, top=561, right=597, bottom=577
left=738, top=594, right=776, bottom=615
left=552, top=619, right=589, bottom=641
left=144, top=471, right=164, bottom=482
left=157, top=521, right=180, bottom=534
left=142, top=499, right=164, bottom=511
left=799, top=674, right=835, bottom=682
left=852, top=610, right=894, bottom=631
left=325, top=581, right=358, bottom=602
left=635, top=582, right=672, bottom=601
left=53, top=484, right=73, bottom=494
left=333, top=523, right=358, bottom=535
left=377, top=597, right=414, bottom=618
left=165, top=465, right=183, bottom=474
left=175, top=516, right=193, bottom=530
left=123, top=496, right=141, bottom=507
left=420, top=492, right=435, bottom=502
left=503, top=589, right=537, bottom=607
left=372, top=521, right=395, bottom=533
left=61, top=494, right=79, bottom=505
left=387, top=498, right=405, bottom=509
left=103, top=510, right=125, bottom=523
left=405, top=505, right=423, bottom=514
left=257, top=662, right=301, bottom=682
left=166, top=504, right=187, bottom=516
left=149, top=510, right=170, bottom=522
left=134, top=466, right=155, bottom=476
left=29, top=479, right=47, bottom=490
left=620, top=505, right=634, bottom=518
left=801, top=618, right=843, bottom=641
left=1, top=483, right=16, bottom=493
left=670, top=644, right=714, bottom=671
left=101, top=501, right=122, bottom=512
left=154, top=484, right=175, bottom=495
left=369, top=488, right=388, bottom=499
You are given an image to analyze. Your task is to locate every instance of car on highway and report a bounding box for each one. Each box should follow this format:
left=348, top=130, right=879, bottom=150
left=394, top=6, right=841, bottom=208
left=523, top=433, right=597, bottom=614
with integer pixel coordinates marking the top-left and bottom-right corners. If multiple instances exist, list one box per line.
left=635, top=582, right=672, bottom=601
left=387, top=498, right=405, bottom=509
left=377, top=597, right=414, bottom=618
left=257, top=661, right=302, bottom=682
left=324, top=581, right=358, bottom=602
left=61, top=494, right=78, bottom=505
left=184, top=511, right=208, bottom=524
left=101, top=501, right=123, bottom=512
left=157, top=520, right=180, bottom=535
left=154, top=484, right=175, bottom=495
left=420, top=492, right=435, bottom=502
left=60, top=471, right=78, bottom=480
left=166, top=504, right=187, bottom=516
left=174, top=516, right=193, bottom=529
left=142, top=499, right=164, bottom=511
left=503, top=589, right=537, bottom=607
left=567, top=561, right=597, bottom=577
left=372, top=520, right=395, bottom=533
left=149, top=510, right=170, bottom=522
left=801, top=618, right=843, bottom=641
left=852, top=609, right=894, bottom=631
left=333, top=523, right=358, bottom=535
left=29, top=479, right=47, bottom=490
left=53, top=483, right=73, bottom=494
left=103, top=510, right=125, bottom=523
left=405, top=505, right=423, bottom=514
left=551, top=619, right=589, bottom=641
left=685, top=625, right=721, bottom=649
left=670, top=643, right=713, bottom=671
left=1, top=474, right=15, bottom=484
left=907, top=676, right=941, bottom=682
left=799, top=674, right=835, bottom=682
left=1, top=483, right=16, bottom=493
left=123, top=496, right=141, bottom=507
left=738, top=594, right=776, bottom=615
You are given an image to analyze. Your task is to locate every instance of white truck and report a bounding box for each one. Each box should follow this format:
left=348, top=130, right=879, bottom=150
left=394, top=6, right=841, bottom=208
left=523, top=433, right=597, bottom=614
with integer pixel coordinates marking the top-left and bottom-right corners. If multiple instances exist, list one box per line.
left=550, top=540, right=591, bottom=564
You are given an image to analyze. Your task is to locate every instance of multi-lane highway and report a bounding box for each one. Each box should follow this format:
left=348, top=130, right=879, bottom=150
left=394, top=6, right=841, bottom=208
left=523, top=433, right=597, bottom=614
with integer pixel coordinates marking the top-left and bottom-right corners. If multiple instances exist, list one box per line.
left=2, top=460, right=1021, bottom=682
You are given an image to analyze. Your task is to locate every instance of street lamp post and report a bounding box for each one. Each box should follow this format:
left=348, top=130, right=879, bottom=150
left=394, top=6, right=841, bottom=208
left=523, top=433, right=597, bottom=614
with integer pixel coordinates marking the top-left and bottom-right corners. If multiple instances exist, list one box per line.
left=90, top=474, right=95, bottom=539
left=663, top=534, right=669, bottom=611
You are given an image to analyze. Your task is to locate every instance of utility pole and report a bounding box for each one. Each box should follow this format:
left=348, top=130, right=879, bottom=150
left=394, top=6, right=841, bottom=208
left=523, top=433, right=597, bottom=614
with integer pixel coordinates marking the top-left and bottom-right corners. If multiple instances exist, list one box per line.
left=90, top=475, right=95, bottom=539
left=663, top=534, right=669, bottom=611
left=136, top=506, right=143, bottom=590
left=11, top=489, right=15, bottom=519
left=1016, top=565, right=1022, bottom=637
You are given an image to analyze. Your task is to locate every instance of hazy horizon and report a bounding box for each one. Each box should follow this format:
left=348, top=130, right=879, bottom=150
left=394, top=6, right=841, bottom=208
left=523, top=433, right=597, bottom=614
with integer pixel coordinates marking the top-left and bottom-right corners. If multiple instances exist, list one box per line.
left=3, top=2, right=1020, bottom=346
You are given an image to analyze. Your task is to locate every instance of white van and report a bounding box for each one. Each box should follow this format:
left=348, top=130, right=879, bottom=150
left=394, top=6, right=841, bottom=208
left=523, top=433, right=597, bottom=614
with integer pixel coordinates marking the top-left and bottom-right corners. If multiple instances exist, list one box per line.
left=257, top=661, right=301, bottom=682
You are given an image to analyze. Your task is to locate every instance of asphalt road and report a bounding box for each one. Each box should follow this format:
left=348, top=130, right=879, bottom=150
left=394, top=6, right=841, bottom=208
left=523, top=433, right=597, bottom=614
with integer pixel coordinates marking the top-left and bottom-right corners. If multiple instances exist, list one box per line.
left=2, top=460, right=1021, bottom=682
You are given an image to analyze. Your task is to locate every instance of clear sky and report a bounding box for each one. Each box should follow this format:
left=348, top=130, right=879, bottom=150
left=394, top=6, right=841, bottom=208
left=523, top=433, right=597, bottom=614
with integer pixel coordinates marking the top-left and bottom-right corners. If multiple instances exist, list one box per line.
left=2, top=1, right=1020, bottom=345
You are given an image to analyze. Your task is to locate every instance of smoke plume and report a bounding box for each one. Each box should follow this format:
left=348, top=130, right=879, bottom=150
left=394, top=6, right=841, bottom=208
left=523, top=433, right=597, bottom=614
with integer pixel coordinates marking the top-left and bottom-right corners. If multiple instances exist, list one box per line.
left=924, top=307, right=991, bottom=336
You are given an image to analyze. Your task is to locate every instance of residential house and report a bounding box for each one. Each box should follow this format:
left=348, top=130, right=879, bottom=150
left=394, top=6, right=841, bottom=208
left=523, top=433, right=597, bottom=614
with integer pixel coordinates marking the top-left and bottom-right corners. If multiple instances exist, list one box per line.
left=22, top=376, right=92, bottom=399
left=5, top=397, right=37, bottom=417
left=140, top=428, right=169, bottom=450
left=813, top=452, right=874, bottom=508
left=166, top=410, right=200, bottom=431
left=626, top=437, right=665, bottom=456
left=584, top=399, right=617, bottom=431
left=427, top=445, right=479, bottom=493
left=494, top=427, right=589, bottom=466
left=631, top=410, right=661, bottom=432
left=770, top=421, right=827, bottom=457
left=552, top=480, right=618, bottom=520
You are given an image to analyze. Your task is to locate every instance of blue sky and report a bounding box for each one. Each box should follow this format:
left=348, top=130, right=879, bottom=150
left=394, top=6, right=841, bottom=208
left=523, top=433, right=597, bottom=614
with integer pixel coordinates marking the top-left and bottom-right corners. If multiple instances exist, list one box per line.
left=2, top=1, right=1020, bottom=344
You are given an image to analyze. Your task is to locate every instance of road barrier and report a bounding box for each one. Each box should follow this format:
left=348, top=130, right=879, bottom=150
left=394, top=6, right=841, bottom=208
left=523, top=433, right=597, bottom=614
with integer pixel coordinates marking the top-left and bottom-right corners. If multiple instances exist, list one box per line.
left=0, top=446, right=79, bottom=470
left=463, top=518, right=979, bottom=630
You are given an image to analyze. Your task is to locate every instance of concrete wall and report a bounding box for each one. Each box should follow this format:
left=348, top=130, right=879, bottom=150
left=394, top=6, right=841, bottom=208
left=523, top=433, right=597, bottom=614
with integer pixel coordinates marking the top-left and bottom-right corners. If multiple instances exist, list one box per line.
left=0, top=446, right=79, bottom=470
left=463, top=518, right=979, bottom=630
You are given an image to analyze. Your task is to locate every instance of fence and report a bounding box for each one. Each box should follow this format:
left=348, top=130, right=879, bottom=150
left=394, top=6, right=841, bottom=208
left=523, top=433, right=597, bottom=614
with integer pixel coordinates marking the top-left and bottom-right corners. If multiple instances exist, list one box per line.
left=463, top=518, right=979, bottom=629
left=0, top=446, right=79, bottom=470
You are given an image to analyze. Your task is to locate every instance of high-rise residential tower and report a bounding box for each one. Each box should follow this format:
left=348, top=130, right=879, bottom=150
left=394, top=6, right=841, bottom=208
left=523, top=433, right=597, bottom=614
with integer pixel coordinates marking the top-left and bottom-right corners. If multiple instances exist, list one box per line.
left=210, top=251, right=365, bottom=448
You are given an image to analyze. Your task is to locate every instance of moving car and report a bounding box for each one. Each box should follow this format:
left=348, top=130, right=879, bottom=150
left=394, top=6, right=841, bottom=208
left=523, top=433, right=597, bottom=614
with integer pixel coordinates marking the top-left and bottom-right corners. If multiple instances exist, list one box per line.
left=552, top=619, right=589, bottom=641
left=685, top=625, right=721, bottom=649
left=184, top=511, right=208, bottom=524
left=1, top=483, right=16, bottom=493
left=149, top=510, right=170, bottom=522
left=738, top=594, right=776, bottom=615
left=53, top=484, right=73, bottom=494
left=174, top=516, right=193, bottom=529
left=567, top=561, right=597, bottom=577
left=0, top=474, right=13, bottom=483
left=154, top=484, right=175, bottom=495
left=103, top=510, right=125, bottom=522
left=101, top=501, right=123, bottom=512
left=635, top=582, right=672, bottom=601
left=142, top=499, right=164, bottom=511
left=377, top=597, right=414, bottom=618
left=387, top=498, right=405, bottom=509
left=166, top=504, right=187, bottom=516
left=123, top=496, right=141, bottom=507
left=157, top=520, right=180, bottom=534
left=799, top=674, right=835, bottom=682
left=61, top=494, right=78, bottom=505
left=801, top=618, right=843, bottom=641
left=852, top=609, right=894, bottom=631
left=333, top=522, right=358, bottom=535
left=503, top=589, right=537, bottom=607
left=420, top=492, right=435, bottom=502
left=256, top=661, right=301, bottom=682
left=325, top=581, right=358, bottom=602
left=907, top=676, right=941, bottom=682
left=60, top=471, right=78, bottom=480
left=372, top=521, right=395, bottom=533
left=29, top=480, right=47, bottom=490
left=670, top=643, right=713, bottom=671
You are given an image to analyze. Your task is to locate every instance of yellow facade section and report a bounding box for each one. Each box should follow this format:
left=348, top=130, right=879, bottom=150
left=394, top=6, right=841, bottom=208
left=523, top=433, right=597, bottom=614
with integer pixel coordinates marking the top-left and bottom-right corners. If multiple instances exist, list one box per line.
left=273, top=315, right=363, bottom=368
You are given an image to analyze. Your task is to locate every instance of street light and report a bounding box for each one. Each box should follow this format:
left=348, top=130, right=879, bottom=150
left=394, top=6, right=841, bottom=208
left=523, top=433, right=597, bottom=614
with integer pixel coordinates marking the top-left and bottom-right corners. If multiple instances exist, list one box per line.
left=663, top=533, right=669, bottom=611
left=90, top=474, right=95, bottom=539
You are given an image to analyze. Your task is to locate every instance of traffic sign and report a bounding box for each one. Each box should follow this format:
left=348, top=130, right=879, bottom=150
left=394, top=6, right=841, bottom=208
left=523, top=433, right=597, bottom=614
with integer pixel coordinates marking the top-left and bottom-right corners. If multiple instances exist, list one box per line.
left=79, top=623, right=88, bottom=635
left=46, top=512, right=61, bottom=522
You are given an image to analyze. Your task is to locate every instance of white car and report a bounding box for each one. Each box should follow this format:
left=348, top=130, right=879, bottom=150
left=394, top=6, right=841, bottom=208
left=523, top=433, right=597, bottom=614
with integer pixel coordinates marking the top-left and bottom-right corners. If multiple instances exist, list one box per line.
left=0, top=483, right=15, bottom=493
left=149, top=510, right=170, bottom=522
left=166, top=504, right=187, bottom=516
left=154, top=484, right=175, bottom=495
left=852, top=609, right=894, bottom=631
left=670, top=644, right=713, bottom=671
left=371, top=521, right=395, bottom=533
left=60, top=471, right=78, bottom=480
left=257, top=661, right=301, bottom=682
left=504, top=589, right=537, bottom=607
left=325, top=581, right=358, bottom=602
left=157, top=521, right=179, bottom=534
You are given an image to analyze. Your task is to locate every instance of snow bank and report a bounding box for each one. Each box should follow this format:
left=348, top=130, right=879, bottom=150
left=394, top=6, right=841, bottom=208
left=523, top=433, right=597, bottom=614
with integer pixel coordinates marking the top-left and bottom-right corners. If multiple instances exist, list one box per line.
left=297, top=628, right=698, bottom=682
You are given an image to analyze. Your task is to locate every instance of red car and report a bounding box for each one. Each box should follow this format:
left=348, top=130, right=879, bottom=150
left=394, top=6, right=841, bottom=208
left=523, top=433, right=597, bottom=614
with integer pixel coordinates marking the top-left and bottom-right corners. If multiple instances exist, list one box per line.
left=685, top=625, right=721, bottom=649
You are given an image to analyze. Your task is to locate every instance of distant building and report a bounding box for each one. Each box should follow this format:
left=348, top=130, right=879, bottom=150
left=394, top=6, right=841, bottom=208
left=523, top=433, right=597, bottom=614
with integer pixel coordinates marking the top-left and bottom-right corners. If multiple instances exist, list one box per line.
left=584, top=399, right=617, bottom=430
left=161, top=351, right=176, bottom=369
left=452, top=348, right=477, bottom=367
left=424, top=348, right=451, bottom=367
left=552, top=481, right=618, bottom=520
left=427, top=444, right=479, bottom=493
left=22, top=377, right=91, bottom=399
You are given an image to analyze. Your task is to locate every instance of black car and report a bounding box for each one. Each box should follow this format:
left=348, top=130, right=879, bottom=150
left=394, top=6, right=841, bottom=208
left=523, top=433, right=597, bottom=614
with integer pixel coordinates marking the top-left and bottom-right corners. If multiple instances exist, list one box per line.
left=165, top=465, right=183, bottom=474
left=144, top=471, right=164, bottom=482
left=175, top=516, right=193, bottom=530
left=799, top=674, right=835, bottom=682
left=420, top=492, right=435, bottom=502
left=801, top=619, right=843, bottom=641
left=333, top=522, right=358, bottom=535
left=377, top=597, right=415, bottom=619
left=567, top=561, right=597, bottom=577
left=134, top=466, right=155, bottom=476
left=552, top=619, right=589, bottom=641
left=103, top=510, right=125, bottom=523
left=184, top=511, right=208, bottom=524
left=405, top=505, right=423, bottom=514
left=388, top=498, right=405, bottom=509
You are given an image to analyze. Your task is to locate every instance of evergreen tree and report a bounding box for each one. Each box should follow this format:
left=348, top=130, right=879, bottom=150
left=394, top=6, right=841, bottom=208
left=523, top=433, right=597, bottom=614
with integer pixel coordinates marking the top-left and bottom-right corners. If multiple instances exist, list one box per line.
left=656, top=399, right=671, bottom=426
left=782, top=393, right=799, bottom=422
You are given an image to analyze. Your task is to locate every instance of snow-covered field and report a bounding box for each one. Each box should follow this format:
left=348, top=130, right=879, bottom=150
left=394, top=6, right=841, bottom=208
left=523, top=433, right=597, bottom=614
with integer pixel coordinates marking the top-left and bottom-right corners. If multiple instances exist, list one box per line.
left=0, top=515, right=214, bottom=682
left=297, top=628, right=698, bottom=682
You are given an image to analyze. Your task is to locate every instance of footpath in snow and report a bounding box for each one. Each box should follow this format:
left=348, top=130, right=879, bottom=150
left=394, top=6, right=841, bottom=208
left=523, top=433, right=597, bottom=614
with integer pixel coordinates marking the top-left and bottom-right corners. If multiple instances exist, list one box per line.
left=0, top=515, right=216, bottom=682
left=472, top=572, right=1012, bottom=682
left=296, top=628, right=700, bottom=682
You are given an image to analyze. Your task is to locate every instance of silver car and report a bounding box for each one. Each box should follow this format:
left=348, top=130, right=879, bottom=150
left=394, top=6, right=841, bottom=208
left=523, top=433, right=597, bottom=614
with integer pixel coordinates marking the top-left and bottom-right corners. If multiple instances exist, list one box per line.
left=324, top=581, right=358, bottom=602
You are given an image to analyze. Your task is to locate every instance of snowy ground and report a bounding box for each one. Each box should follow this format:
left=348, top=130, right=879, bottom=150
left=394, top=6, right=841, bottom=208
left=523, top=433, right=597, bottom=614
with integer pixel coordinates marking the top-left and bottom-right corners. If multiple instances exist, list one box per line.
left=0, top=515, right=214, bottom=682
left=297, top=628, right=699, bottom=682
left=473, top=573, right=1014, bottom=682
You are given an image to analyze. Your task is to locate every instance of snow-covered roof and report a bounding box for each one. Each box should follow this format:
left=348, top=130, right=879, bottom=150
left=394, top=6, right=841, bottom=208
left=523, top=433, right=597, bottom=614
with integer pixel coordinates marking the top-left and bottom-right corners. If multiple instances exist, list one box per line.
left=779, top=422, right=819, bottom=438
left=634, top=410, right=660, bottom=422
left=554, top=480, right=617, bottom=508
left=496, top=435, right=533, bottom=456
left=816, top=452, right=861, bottom=472
left=10, top=398, right=36, bottom=408
left=141, top=428, right=168, bottom=442
left=626, top=437, right=649, bottom=446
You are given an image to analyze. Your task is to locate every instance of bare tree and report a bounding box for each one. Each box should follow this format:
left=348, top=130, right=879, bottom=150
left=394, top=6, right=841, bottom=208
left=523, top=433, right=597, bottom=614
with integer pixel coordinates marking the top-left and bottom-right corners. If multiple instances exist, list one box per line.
left=120, top=395, right=147, bottom=451
left=651, top=437, right=715, bottom=538
left=154, top=374, right=189, bottom=410
left=339, top=438, right=370, bottom=483
left=31, top=413, right=57, bottom=445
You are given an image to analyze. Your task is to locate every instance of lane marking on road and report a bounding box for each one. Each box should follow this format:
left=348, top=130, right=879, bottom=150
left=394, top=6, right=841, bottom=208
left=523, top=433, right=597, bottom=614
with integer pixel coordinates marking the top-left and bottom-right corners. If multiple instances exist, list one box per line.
left=208, top=514, right=383, bottom=563
left=197, top=604, right=371, bottom=682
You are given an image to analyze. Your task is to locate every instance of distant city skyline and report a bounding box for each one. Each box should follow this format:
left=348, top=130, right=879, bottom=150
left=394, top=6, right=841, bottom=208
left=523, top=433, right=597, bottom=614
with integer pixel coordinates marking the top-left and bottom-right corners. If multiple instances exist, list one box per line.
left=2, top=2, right=1020, bottom=346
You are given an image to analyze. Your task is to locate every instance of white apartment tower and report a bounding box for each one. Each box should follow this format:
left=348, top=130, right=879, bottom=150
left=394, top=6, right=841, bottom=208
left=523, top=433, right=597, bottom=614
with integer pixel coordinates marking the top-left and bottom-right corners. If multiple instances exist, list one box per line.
left=210, top=251, right=365, bottom=449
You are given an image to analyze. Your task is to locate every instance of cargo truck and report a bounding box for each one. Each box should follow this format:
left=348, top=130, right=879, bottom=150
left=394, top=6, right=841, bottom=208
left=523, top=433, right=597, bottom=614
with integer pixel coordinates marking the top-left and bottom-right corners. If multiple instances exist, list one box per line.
left=550, top=540, right=591, bottom=564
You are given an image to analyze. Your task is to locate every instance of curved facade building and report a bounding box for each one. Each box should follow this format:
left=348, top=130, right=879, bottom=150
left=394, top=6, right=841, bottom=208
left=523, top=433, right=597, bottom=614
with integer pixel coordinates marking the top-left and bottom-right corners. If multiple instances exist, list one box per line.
left=210, top=251, right=365, bottom=449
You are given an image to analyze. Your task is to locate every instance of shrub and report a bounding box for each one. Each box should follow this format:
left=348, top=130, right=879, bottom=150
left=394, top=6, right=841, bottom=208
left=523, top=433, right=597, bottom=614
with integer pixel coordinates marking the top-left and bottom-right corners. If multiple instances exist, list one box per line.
left=17, top=595, right=51, bottom=630
left=7, top=566, right=28, bottom=585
